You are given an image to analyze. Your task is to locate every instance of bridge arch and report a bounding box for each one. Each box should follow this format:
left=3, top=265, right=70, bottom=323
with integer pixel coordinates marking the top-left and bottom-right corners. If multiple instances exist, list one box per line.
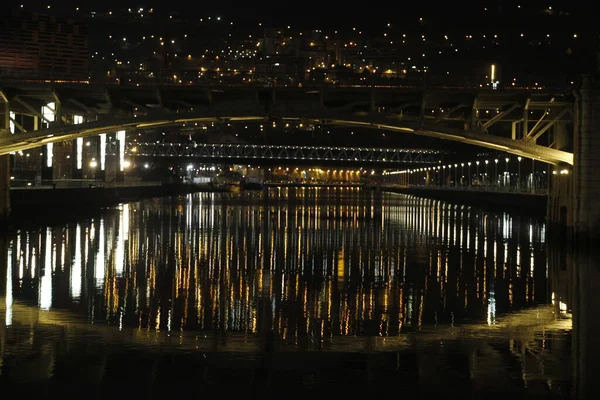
left=0, top=110, right=572, bottom=165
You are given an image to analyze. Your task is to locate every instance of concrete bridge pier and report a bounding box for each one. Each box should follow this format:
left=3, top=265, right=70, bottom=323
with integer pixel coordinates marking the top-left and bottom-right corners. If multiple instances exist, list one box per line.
left=548, top=75, right=600, bottom=246
left=571, top=243, right=600, bottom=399
left=572, top=75, right=600, bottom=245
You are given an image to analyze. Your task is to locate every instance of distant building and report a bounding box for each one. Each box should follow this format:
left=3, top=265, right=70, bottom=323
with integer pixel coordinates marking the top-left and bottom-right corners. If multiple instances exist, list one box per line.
left=0, top=11, right=88, bottom=82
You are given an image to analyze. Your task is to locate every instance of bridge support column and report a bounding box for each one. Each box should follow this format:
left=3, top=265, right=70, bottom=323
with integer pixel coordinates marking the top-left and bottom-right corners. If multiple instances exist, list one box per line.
left=95, top=134, right=106, bottom=181
left=71, top=138, right=84, bottom=179
left=40, top=101, right=58, bottom=184
left=71, top=115, right=84, bottom=179
left=572, top=75, right=600, bottom=245
left=115, top=130, right=126, bottom=182
left=547, top=89, right=582, bottom=242
left=40, top=144, right=54, bottom=184
left=571, top=244, right=600, bottom=399
left=0, top=92, right=9, bottom=221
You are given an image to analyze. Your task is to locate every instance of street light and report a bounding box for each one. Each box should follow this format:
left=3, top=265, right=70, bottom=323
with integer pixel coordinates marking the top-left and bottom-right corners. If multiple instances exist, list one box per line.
left=89, top=159, right=98, bottom=180
left=484, top=160, right=489, bottom=185
left=468, top=162, right=472, bottom=186
left=505, top=157, right=509, bottom=187
left=475, top=161, right=479, bottom=184
left=454, top=164, right=458, bottom=186
left=460, top=163, right=464, bottom=186
left=494, top=159, right=499, bottom=186
left=442, top=165, right=446, bottom=186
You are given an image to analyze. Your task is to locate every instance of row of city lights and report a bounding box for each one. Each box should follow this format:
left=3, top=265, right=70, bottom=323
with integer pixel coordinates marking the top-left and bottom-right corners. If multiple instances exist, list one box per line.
left=383, top=156, right=570, bottom=176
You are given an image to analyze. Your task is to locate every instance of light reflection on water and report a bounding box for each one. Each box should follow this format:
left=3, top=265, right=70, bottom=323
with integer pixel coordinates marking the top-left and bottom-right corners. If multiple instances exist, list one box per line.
left=0, top=188, right=573, bottom=395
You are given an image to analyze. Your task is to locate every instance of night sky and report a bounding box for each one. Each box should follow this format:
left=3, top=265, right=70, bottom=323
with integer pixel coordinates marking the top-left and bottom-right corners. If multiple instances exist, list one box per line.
left=11, top=0, right=594, bottom=29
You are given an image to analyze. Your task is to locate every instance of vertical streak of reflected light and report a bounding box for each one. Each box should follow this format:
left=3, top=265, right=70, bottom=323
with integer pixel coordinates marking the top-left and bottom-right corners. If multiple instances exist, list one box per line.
left=115, top=204, right=129, bottom=276
left=16, top=235, right=22, bottom=283
left=71, top=224, right=82, bottom=301
left=530, top=249, right=535, bottom=277
left=5, top=241, right=13, bottom=326
left=39, top=228, right=52, bottom=310
left=516, top=244, right=521, bottom=277
left=487, top=290, right=496, bottom=325
left=96, top=219, right=105, bottom=289
left=25, top=235, right=31, bottom=279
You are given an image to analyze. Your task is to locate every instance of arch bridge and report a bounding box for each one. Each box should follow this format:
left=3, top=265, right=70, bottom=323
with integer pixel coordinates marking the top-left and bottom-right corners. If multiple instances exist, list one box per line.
left=0, top=84, right=573, bottom=164
left=0, top=81, right=597, bottom=243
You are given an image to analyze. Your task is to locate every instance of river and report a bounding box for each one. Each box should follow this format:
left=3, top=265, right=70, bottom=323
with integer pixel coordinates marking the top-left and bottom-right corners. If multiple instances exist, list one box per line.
left=0, top=188, right=577, bottom=397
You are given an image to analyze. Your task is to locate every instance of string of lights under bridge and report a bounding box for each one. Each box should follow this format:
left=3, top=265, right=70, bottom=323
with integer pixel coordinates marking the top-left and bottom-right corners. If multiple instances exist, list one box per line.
left=128, top=143, right=442, bottom=165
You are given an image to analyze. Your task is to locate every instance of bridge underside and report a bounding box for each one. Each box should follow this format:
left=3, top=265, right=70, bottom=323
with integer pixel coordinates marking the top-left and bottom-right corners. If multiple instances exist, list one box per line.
left=0, top=84, right=573, bottom=165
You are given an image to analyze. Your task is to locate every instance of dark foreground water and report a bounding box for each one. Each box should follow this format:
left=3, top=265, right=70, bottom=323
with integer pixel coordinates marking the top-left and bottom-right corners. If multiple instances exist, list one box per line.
left=0, top=188, right=581, bottom=397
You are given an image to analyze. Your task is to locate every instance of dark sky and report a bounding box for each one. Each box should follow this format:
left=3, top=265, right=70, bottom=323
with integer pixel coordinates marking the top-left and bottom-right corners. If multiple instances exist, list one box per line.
left=11, top=1, right=593, bottom=29
left=15, top=1, right=586, bottom=17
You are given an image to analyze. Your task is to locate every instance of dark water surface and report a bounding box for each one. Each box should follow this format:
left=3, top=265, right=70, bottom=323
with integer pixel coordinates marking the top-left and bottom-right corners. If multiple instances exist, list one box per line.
left=0, top=188, right=576, bottom=397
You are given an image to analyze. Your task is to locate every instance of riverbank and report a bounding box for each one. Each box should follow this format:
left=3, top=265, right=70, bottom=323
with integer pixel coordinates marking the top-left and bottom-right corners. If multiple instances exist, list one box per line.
left=382, top=185, right=547, bottom=216
left=5, top=183, right=226, bottom=228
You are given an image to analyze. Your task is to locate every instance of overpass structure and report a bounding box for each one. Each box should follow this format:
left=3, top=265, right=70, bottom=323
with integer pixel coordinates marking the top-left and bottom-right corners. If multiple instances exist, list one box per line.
left=0, top=81, right=597, bottom=243
left=0, top=84, right=573, bottom=163
left=130, top=142, right=440, bottom=165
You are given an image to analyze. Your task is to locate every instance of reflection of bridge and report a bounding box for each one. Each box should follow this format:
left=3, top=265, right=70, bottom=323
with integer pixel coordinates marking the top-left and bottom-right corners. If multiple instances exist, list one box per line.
left=0, top=81, right=598, bottom=242
left=130, top=142, right=441, bottom=165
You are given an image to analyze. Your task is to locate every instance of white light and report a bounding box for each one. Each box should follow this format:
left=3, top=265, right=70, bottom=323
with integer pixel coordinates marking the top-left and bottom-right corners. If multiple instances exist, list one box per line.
left=187, top=164, right=194, bottom=171
left=76, top=138, right=83, bottom=169
left=122, top=160, right=131, bottom=168
left=117, top=130, right=126, bottom=171
left=144, top=163, right=150, bottom=169
left=95, top=219, right=105, bottom=288
left=39, top=228, right=53, bottom=310
left=9, top=111, right=15, bottom=134
left=99, top=134, right=106, bottom=170
left=46, top=143, right=53, bottom=167
left=42, top=102, right=56, bottom=125
left=90, top=160, right=98, bottom=168
left=70, top=225, right=82, bottom=301
left=5, top=242, right=13, bottom=326
left=115, top=205, right=129, bottom=277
